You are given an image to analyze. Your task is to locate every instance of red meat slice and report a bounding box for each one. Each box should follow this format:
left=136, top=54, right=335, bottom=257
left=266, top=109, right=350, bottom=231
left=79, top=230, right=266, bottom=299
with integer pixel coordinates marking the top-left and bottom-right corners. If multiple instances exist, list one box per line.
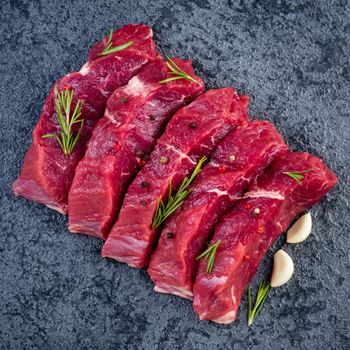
left=68, top=58, right=205, bottom=238
left=193, top=152, right=338, bottom=324
left=102, top=88, right=249, bottom=267
left=148, top=120, right=288, bottom=298
left=12, top=24, right=158, bottom=214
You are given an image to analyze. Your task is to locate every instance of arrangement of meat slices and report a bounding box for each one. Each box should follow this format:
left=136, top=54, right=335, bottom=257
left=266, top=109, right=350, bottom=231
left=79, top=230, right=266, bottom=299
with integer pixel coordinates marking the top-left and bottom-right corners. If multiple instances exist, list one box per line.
left=68, top=58, right=204, bottom=238
left=13, top=24, right=338, bottom=324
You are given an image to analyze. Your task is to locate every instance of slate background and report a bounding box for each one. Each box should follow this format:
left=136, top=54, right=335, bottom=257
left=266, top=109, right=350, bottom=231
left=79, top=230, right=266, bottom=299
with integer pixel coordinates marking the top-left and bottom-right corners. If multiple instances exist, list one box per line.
left=0, top=0, right=349, bottom=349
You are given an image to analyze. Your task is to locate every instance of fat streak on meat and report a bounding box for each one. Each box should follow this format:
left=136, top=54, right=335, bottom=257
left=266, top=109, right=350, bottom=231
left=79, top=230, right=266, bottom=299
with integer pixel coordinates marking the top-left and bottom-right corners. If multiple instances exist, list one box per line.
left=193, top=152, right=337, bottom=324
left=68, top=58, right=204, bottom=238
left=102, top=88, right=249, bottom=267
left=148, top=120, right=288, bottom=298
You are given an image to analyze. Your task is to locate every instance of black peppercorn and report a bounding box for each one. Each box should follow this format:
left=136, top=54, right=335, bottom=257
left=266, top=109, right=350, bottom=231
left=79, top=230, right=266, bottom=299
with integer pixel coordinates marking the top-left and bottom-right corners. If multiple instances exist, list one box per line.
left=189, top=122, right=197, bottom=129
left=141, top=181, right=148, bottom=188
left=149, top=115, right=156, bottom=121
left=167, top=232, right=175, bottom=239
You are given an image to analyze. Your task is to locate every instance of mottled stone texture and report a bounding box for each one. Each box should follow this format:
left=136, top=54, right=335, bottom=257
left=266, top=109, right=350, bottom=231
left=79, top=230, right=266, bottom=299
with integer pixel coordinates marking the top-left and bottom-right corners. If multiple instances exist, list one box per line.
left=0, top=0, right=349, bottom=349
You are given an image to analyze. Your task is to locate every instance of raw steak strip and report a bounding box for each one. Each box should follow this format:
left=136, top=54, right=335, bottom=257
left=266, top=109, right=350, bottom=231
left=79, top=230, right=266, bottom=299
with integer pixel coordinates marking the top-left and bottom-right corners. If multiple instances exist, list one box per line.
left=193, top=152, right=338, bottom=324
left=102, top=88, right=249, bottom=267
left=68, top=58, right=204, bottom=238
left=148, top=120, right=288, bottom=298
left=12, top=24, right=158, bottom=214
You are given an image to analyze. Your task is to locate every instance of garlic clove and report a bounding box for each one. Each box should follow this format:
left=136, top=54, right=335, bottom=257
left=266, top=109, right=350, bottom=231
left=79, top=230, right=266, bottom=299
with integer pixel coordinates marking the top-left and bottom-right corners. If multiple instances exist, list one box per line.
left=287, top=212, right=312, bottom=244
left=271, top=250, right=294, bottom=288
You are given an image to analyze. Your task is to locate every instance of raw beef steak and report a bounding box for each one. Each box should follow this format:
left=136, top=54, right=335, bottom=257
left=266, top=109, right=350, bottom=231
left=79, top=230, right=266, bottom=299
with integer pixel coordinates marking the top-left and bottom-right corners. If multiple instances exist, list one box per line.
left=148, top=120, right=288, bottom=298
left=193, top=152, right=338, bottom=324
left=68, top=58, right=204, bottom=238
left=12, top=24, right=158, bottom=214
left=102, top=88, right=249, bottom=267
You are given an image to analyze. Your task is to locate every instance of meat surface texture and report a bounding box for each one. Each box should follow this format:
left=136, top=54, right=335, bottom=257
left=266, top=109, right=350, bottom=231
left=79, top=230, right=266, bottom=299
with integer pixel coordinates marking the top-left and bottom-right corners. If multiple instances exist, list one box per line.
left=102, top=88, right=249, bottom=267
left=148, top=120, right=289, bottom=298
left=68, top=58, right=204, bottom=238
left=12, top=24, right=158, bottom=214
left=193, top=152, right=338, bottom=324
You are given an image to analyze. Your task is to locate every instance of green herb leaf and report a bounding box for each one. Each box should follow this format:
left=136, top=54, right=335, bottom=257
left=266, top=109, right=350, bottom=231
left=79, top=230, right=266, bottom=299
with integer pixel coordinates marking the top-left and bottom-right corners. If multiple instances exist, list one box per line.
left=283, top=169, right=312, bottom=184
left=247, top=281, right=270, bottom=326
left=151, top=156, right=207, bottom=228
left=99, top=29, right=133, bottom=56
left=159, top=56, right=199, bottom=84
left=196, top=240, right=221, bottom=273
left=42, top=88, right=84, bottom=158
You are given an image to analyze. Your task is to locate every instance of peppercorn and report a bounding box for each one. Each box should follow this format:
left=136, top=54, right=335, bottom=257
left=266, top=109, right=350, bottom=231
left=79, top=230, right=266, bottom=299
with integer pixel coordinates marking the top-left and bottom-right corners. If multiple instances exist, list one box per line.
left=167, top=232, right=175, bottom=239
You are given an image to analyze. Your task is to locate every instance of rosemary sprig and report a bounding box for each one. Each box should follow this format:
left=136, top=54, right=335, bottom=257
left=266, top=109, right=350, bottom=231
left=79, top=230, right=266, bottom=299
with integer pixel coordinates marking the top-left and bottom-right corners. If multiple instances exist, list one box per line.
left=42, top=88, right=84, bottom=158
left=159, top=56, right=199, bottom=84
left=99, top=29, right=133, bottom=56
left=151, top=156, right=207, bottom=228
left=283, top=169, right=312, bottom=184
left=247, top=281, right=270, bottom=326
left=196, top=240, right=221, bottom=273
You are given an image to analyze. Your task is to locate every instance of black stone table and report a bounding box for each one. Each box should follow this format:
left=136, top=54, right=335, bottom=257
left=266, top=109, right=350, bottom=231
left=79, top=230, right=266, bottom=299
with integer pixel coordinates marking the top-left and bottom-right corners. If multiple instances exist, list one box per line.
left=1, top=1, right=349, bottom=349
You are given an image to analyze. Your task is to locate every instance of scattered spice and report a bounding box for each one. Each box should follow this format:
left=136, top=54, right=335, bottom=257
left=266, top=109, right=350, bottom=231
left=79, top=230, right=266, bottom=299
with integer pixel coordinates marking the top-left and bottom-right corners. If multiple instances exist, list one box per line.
left=229, top=155, right=236, bottom=161
left=166, top=232, right=175, bottom=239
left=189, top=122, right=197, bottom=129
left=160, top=156, right=169, bottom=164
left=149, top=115, right=156, bottom=121
left=218, top=165, right=226, bottom=173
left=253, top=208, right=261, bottom=217
left=141, top=181, right=148, bottom=188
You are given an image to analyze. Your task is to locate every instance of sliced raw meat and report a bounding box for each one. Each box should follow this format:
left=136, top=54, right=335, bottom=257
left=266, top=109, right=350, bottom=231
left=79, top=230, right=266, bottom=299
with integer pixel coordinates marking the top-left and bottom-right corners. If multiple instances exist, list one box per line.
left=148, top=120, right=288, bottom=298
left=102, top=88, right=250, bottom=267
left=68, top=58, right=205, bottom=238
left=12, top=24, right=158, bottom=214
left=193, top=152, right=338, bottom=324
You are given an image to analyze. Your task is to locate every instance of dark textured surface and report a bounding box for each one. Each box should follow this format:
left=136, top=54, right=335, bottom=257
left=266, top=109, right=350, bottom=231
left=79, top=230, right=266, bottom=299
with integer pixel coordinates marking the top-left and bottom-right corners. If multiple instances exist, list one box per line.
left=0, top=0, right=349, bottom=349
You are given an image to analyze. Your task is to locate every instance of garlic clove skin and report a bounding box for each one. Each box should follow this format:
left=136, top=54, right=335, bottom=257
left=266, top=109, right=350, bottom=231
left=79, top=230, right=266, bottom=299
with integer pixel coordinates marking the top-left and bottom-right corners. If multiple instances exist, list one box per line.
left=287, top=212, right=312, bottom=244
left=271, top=250, right=294, bottom=288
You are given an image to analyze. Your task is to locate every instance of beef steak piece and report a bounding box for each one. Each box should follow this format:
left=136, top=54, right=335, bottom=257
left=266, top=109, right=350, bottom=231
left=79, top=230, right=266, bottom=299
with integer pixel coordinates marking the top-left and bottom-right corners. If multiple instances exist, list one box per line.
left=68, top=58, right=204, bottom=238
left=193, top=152, right=338, bottom=324
left=148, top=120, right=288, bottom=298
left=12, top=24, right=158, bottom=214
left=102, top=88, right=249, bottom=267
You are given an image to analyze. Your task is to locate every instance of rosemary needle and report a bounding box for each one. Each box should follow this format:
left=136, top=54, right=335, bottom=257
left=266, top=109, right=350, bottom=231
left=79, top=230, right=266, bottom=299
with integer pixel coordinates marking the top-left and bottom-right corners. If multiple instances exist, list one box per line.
left=99, top=29, right=133, bottom=56
left=196, top=240, right=221, bottom=273
left=151, top=156, right=207, bottom=228
left=247, top=281, right=270, bottom=326
left=283, top=169, right=312, bottom=184
left=42, top=88, right=84, bottom=158
left=159, top=56, right=199, bottom=84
